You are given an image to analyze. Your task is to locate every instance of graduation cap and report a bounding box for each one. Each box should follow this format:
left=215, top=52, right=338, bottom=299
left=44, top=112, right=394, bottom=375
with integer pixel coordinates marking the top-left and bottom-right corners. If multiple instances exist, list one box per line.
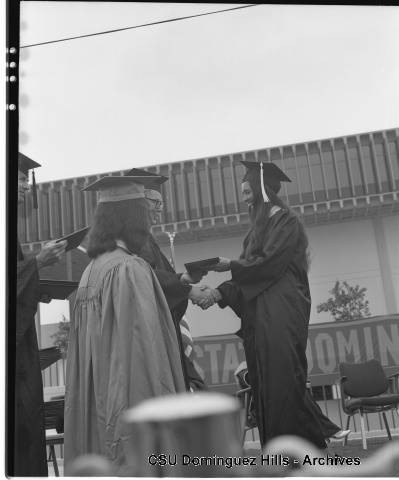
left=55, top=226, right=90, bottom=252
left=241, top=161, right=291, bottom=202
left=19, top=152, right=41, bottom=208
left=125, top=168, right=169, bottom=194
left=82, top=175, right=163, bottom=203
left=39, top=279, right=79, bottom=300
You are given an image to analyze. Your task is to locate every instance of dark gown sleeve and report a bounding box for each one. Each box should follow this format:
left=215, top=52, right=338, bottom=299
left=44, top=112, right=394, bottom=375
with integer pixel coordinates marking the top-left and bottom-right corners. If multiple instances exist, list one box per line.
left=151, top=270, right=191, bottom=310
left=16, top=254, right=40, bottom=346
left=139, top=237, right=191, bottom=311
left=216, top=281, right=243, bottom=318
left=229, top=211, right=300, bottom=302
left=17, top=255, right=38, bottom=300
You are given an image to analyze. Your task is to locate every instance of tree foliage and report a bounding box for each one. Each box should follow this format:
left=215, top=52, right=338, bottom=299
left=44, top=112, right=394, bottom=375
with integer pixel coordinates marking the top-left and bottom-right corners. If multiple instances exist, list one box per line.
left=316, top=280, right=371, bottom=322
left=50, top=315, right=70, bottom=357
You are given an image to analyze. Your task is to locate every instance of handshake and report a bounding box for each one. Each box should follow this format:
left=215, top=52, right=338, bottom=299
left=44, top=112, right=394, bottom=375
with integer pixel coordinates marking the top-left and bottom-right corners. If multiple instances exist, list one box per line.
left=188, top=285, right=222, bottom=310
left=180, top=256, right=231, bottom=310
left=180, top=270, right=222, bottom=310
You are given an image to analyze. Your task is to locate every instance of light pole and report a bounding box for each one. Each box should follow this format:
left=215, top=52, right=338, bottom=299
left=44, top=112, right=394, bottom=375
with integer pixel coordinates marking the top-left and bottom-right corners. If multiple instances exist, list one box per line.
left=165, top=231, right=177, bottom=269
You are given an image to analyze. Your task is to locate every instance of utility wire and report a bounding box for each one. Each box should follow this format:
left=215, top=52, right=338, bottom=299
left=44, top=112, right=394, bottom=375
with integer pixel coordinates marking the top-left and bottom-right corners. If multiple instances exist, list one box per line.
left=20, top=4, right=259, bottom=49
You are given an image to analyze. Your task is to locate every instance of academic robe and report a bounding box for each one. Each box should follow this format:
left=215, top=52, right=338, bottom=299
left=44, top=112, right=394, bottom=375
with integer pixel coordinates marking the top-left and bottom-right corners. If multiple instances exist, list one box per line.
left=305, top=391, right=340, bottom=438
left=13, top=242, right=48, bottom=476
left=64, top=246, right=186, bottom=474
left=139, top=235, right=207, bottom=391
left=217, top=209, right=326, bottom=449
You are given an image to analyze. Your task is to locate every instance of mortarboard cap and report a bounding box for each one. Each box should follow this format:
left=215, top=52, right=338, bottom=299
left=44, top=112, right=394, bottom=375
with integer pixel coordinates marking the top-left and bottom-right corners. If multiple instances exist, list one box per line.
left=125, top=168, right=168, bottom=193
left=18, top=152, right=41, bottom=175
left=241, top=161, right=291, bottom=201
left=19, top=153, right=41, bottom=208
left=39, top=279, right=79, bottom=300
left=55, top=226, right=90, bottom=252
left=82, top=175, right=163, bottom=203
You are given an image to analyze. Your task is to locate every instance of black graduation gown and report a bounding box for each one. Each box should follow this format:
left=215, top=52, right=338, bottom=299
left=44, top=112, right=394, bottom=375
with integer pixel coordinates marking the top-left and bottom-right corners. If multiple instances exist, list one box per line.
left=139, top=235, right=207, bottom=391
left=217, top=209, right=326, bottom=448
left=305, top=390, right=340, bottom=438
left=13, top=242, right=48, bottom=476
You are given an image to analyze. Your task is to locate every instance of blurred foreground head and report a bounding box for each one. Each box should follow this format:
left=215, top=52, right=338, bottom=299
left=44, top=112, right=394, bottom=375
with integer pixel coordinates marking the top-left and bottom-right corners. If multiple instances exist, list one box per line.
left=67, top=454, right=114, bottom=476
left=122, top=391, right=242, bottom=476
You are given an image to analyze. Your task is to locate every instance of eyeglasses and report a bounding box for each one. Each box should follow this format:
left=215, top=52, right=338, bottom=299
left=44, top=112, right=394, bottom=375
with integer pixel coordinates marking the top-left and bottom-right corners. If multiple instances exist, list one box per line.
left=147, top=198, right=163, bottom=209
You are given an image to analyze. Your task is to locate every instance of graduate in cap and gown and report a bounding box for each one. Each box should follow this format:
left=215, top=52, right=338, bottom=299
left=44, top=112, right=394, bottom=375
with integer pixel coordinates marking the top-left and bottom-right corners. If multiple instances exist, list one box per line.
left=200, top=161, right=327, bottom=449
left=13, top=153, right=67, bottom=476
left=126, top=168, right=207, bottom=392
left=64, top=175, right=186, bottom=474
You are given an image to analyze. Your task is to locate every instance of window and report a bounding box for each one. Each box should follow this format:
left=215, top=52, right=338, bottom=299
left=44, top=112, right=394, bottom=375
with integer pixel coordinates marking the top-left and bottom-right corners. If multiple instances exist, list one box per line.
left=197, top=161, right=211, bottom=218
left=49, top=188, right=62, bottom=238
left=221, top=156, right=237, bottom=214
left=257, top=149, right=269, bottom=163
left=156, top=166, right=172, bottom=223
left=388, top=139, right=399, bottom=189
left=308, top=143, right=327, bottom=201
left=183, top=164, right=198, bottom=219
left=333, top=140, right=351, bottom=198
left=171, top=167, right=185, bottom=221
left=347, top=137, right=365, bottom=196
left=208, top=158, right=222, bottom=216
left=39, top=188, right=51, bottom=240
left=320, top=141, right=339, bottom=199
left=282, top=147, right=300, bottom=205
left=373, top=136, right=390, bottom=192
left=295, top=145, right=313, bottom=203
left=360, top=136, right=377, bottom=194
left=232, top=155, right=247, bottom=213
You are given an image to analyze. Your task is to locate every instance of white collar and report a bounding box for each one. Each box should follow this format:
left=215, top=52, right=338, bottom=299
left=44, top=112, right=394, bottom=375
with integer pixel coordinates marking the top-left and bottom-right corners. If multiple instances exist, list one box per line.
left=269, top=205, right=282, bottom=218
left=116, top=239, right=132, bottom=254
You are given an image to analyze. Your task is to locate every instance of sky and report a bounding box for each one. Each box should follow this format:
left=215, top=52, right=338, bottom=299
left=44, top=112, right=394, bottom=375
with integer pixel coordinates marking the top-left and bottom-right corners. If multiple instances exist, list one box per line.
left=19, top=2, right=399, bottom=183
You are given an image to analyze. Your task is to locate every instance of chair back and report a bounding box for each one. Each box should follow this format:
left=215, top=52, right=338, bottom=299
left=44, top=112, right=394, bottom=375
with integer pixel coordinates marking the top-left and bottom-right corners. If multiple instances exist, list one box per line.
left=44, top=399, right=64, bottom=433
left=339, top=360, right=389, bottom=397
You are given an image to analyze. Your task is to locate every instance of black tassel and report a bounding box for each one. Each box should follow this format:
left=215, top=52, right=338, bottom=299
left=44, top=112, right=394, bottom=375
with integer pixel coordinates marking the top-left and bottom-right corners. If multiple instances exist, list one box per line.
left=32, top=169, right=38, bottom=209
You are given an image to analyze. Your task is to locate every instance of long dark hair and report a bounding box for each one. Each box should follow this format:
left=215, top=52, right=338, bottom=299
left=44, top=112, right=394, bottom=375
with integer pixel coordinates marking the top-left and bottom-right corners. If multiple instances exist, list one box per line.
left=87, top=198, right=150, bottom=258
left=242, top=181, right=311, bottom=271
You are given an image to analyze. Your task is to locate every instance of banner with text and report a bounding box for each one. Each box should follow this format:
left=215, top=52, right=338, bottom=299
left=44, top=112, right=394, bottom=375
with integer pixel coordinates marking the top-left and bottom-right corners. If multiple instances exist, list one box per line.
left=192, top=315, right=399, bottom=394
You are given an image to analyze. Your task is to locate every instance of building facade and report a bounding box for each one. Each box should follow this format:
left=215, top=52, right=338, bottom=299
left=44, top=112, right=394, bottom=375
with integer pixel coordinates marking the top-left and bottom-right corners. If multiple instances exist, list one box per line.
left=19, top=127, right=399, bottom=336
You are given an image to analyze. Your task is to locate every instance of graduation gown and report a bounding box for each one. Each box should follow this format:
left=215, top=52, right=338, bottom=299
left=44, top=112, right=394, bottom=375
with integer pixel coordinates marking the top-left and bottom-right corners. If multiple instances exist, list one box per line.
left=217, top=209, right=326, bottom=448
left=64, top=246, right=186, bottom=473
left=13, top=242, right=48, bottom=476
left=305, top=390, right=340, bottom=438
left=139, top=235, right=207, bottom=391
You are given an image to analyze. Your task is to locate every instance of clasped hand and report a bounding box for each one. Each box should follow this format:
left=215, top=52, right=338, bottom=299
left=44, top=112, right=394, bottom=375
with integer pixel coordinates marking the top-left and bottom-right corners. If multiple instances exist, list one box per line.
left=180, top=269, right=207, bottom=285
left=212, top=257, right=231, bottom=272
left=189, top=285, right=221, bottom=310
left=36, top=240, right=67, bottom=269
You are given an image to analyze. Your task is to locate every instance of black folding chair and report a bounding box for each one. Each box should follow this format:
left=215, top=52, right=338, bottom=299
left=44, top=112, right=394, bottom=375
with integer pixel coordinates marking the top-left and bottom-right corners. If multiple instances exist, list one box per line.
left=44, top=399, right=64, bottom=476
left=339, top=359, right=399, bottom=450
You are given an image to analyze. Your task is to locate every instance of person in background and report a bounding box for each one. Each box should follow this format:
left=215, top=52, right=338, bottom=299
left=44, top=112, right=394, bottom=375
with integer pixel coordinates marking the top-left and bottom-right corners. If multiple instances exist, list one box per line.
left=197, top=161, right=326, bottom=449
left=64, top=175, right=186, bottom=474
left=12, top=153, right=67, bottom=476
left=126, top=168, right=207, bottom=391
